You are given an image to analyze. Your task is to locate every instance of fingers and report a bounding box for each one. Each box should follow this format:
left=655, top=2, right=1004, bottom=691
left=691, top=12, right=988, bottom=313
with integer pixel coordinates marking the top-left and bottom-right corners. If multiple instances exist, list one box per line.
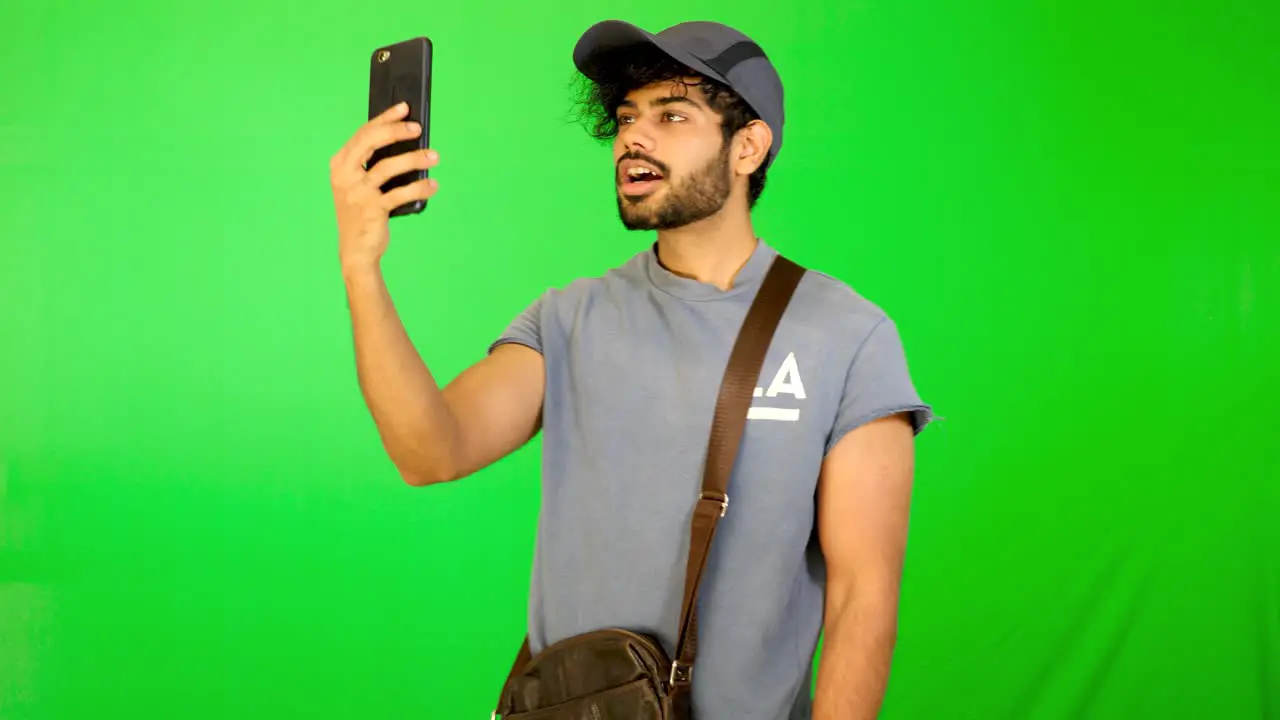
left=381, top=176, right=438, bottom=210
left=355, top=102, right=417, bottom=165
left=373, top=101, right=411, bottom=123
left=366, top=148, right=439, bottom=189
left=330, top=102, right=420, bottom=184
left=352, top=120, right=423, bottom=169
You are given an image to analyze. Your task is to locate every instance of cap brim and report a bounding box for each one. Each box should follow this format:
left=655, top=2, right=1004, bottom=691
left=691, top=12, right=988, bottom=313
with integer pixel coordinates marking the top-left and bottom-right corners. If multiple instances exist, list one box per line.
left=572, top=20, right=728, bottom=86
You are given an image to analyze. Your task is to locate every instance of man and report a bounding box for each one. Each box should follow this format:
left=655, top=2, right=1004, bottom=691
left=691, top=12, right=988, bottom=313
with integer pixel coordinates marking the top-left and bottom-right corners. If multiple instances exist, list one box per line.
left=329, top=19, right=932, bottom=720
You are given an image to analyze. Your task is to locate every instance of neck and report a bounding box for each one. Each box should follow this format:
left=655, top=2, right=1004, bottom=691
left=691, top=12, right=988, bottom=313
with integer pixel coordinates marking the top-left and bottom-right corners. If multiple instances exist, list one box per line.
left=654, top=207, right=758, bottom=291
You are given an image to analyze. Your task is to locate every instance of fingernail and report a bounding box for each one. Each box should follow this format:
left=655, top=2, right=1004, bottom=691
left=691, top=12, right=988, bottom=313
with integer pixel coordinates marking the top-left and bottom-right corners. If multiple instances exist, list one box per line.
left=425, top=149, right=438, bottom=161
left=407, top=122, right=421, bottom=133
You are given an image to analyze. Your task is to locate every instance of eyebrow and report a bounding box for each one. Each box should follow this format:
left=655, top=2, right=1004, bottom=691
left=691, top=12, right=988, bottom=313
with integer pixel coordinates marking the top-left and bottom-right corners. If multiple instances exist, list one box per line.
left=617, top=96, right=705, bottom=112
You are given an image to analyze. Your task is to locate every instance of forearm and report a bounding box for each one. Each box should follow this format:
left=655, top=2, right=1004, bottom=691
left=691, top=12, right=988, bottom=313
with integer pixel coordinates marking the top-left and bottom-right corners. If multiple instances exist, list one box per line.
left=343, top=262, right=461, bottom=484
left=812, top=594, right=900, bottom=720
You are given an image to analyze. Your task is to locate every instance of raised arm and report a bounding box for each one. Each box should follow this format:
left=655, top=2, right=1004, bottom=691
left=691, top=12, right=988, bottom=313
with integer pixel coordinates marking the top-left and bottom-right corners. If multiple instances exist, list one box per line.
left=331, top=103, right=545, bottom=486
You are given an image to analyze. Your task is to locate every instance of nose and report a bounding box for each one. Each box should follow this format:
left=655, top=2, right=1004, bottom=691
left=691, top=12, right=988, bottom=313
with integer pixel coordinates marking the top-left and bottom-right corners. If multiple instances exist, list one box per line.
left=618, top=120, right=655, bottom=156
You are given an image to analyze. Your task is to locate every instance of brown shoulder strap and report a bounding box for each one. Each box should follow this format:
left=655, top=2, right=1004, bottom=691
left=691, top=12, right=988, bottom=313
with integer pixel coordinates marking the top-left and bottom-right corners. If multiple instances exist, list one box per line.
left=496, top=254, right=807, bottom=711
left=668, top=254, right=806, bottom=695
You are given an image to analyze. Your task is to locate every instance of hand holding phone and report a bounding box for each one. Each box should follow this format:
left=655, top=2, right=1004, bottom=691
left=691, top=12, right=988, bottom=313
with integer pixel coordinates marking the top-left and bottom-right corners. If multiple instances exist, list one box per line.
left=366, top=37, right=434, bottom=217
left=328, top=37, right=436, bottom=271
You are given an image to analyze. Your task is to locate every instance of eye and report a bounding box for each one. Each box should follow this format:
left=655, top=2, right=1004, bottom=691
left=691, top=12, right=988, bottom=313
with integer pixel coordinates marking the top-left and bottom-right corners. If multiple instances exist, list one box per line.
left=616, top=112, right=686, bottom=125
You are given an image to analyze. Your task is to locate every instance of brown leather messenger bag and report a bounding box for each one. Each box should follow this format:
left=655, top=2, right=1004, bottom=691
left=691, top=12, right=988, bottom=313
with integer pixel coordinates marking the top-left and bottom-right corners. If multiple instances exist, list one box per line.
left=492, top=254, right=807, bottom=720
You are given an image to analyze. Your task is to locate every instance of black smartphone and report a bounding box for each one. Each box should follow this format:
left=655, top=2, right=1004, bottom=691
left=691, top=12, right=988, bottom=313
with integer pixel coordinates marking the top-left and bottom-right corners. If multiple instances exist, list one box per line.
left=367, top=36, right=433, bottom=217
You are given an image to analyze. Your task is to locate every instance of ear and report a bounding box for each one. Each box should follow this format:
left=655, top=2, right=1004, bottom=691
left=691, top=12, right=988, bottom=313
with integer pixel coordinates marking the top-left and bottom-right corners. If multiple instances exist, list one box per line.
left=732, top=119, right=773, bottom=176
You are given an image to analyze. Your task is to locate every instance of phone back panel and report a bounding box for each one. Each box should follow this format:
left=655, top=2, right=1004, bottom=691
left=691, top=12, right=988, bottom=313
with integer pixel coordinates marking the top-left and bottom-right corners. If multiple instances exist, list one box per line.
left=368, top=37, right=433, bottom=216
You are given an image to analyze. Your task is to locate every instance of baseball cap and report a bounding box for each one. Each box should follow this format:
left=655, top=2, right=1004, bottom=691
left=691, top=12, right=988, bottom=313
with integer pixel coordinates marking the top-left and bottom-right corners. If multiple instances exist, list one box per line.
left=572, top=20, right=785, bottom=170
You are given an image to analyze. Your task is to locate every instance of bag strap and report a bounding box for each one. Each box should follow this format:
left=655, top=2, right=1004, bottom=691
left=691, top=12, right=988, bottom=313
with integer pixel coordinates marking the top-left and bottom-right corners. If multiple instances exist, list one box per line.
left=495, top=253, right=806, bottom=712
left=668, top=254, right=806, bottom=699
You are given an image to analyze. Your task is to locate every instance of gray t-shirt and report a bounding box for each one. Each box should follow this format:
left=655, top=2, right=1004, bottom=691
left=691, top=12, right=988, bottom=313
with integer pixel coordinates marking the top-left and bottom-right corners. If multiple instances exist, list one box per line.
left=491, top=240, right=932, bottom=720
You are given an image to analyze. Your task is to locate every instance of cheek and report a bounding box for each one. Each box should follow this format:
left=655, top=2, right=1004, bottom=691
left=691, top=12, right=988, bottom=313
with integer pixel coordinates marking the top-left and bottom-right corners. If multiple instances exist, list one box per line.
left=612, top=130, right=633, bottom=157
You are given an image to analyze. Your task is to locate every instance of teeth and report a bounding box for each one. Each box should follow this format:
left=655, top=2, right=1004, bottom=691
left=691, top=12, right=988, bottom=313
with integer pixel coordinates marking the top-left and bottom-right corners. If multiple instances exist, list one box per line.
left=627, top=167, right=656, bottom=178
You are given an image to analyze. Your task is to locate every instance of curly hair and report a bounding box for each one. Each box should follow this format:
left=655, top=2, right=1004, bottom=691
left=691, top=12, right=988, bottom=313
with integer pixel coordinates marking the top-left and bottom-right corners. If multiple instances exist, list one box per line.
left=573, top=44, right=769, bottom=208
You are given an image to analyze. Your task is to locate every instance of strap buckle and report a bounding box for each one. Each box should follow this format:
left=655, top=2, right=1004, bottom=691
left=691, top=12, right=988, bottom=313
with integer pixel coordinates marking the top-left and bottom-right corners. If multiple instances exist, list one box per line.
left=669, top=660, right=693, bottom=685
left=700, top=491, right=729, bottom=517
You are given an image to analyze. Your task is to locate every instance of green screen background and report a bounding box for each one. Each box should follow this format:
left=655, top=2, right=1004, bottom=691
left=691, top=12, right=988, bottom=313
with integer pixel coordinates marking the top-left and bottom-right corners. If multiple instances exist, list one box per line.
left=2, top=1, right=1277, bottom=718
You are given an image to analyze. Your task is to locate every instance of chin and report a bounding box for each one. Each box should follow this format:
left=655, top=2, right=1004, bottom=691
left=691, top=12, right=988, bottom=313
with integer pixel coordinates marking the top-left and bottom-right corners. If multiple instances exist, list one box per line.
left=616, top=193, right=659, bottom=228
left=619, top=213, right=659, bottom=231
left=620, top=212, right=661, bottom=231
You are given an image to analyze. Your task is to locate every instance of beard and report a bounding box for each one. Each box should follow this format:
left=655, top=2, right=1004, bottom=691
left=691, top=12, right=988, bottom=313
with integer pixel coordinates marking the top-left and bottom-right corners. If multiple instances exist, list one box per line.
left=616, top=143, right=732, bottom=231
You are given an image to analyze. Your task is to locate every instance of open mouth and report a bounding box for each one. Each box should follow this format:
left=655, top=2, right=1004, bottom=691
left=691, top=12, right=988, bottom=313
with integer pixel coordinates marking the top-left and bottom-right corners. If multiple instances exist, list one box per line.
left=621, top=166, right=665, bottom=196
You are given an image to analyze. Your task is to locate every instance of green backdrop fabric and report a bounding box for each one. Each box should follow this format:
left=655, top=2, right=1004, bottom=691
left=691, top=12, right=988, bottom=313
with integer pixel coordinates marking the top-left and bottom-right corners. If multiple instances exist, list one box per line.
left=2, top=1, right=1276, bottom=718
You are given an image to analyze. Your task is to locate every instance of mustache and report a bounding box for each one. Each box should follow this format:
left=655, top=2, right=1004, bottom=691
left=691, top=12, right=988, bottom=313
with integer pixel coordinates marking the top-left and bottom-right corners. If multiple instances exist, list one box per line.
left=616, top=152, right=669, bottom=177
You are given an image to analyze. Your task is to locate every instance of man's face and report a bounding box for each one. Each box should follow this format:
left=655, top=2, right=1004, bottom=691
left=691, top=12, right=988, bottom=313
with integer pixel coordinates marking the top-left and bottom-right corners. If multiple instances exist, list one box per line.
left=612, top=78, right=732, bottom=231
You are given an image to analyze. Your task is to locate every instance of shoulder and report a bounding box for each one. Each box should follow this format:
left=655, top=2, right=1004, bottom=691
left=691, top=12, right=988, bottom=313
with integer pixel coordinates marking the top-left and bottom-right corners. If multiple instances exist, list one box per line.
left=788, top=264, right=894, bottom=345
left=787, top=262, right=934, bottom=436
left=538, top=250, right=648, bottom=304
left=515, top=250, right=650, bottom=338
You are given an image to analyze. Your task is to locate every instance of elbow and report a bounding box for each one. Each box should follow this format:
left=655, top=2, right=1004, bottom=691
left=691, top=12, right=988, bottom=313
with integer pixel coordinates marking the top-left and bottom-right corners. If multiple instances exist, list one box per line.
left=398, top=469, right=436, bottom=487
left=824, top=570, right=900, bottom=628
left=393, top=446, right=468, bottom=486
left=386, top=420, right=468, bottom=487
left=396, top=462, right=458, bottom=487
